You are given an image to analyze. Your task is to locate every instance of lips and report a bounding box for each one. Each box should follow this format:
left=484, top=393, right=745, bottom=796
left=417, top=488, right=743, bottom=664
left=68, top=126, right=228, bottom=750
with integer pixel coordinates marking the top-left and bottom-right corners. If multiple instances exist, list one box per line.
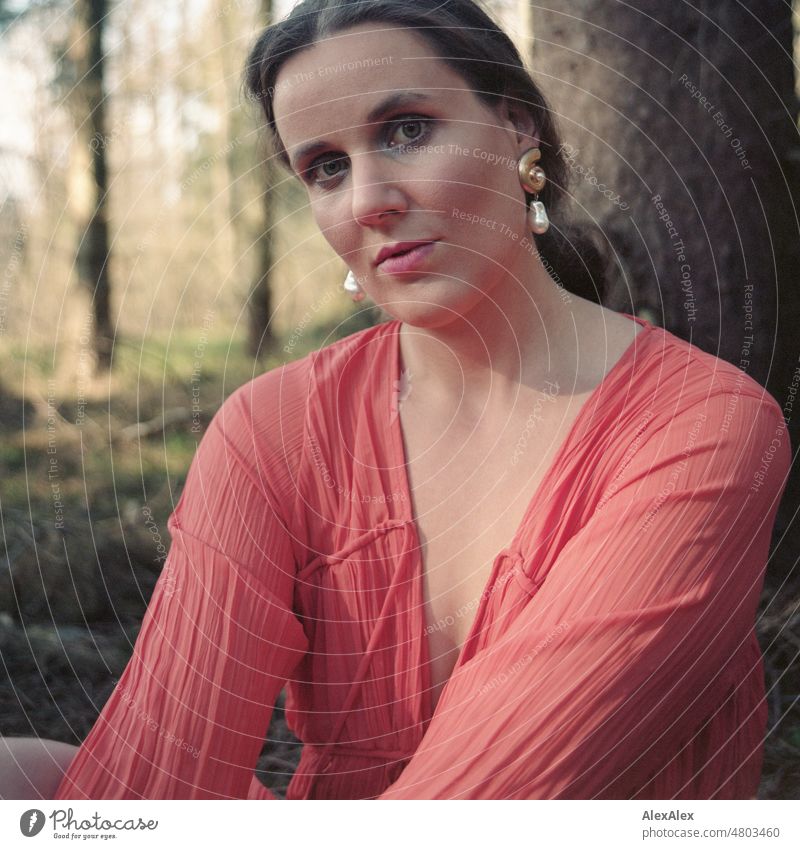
left=375, top=241, right=437, bottom=275
left=375, top=240, right=437, bottom=267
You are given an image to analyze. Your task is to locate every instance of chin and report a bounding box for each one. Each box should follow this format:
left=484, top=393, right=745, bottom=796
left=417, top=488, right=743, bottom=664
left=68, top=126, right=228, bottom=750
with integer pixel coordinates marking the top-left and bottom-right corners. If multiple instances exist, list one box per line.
left=381, top=307, right=454, bottom=330
left=374, top=276, right=489, bottom=329
left=377, top=298, right=473, bottom=331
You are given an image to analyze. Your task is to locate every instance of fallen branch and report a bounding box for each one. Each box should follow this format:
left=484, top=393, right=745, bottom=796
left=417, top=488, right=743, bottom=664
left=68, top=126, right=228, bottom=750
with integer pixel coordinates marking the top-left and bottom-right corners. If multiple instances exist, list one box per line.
left=120, top=407, right=191, bottom=440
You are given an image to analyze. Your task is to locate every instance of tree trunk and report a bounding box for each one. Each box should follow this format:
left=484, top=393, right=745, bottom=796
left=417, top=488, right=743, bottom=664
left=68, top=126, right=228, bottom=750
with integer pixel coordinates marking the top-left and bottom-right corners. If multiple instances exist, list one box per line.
left=73, top=0, right=114, bottom=372
left=532, top=1, right=800, bottom=580
left=247, top=0, right=276, bottom=360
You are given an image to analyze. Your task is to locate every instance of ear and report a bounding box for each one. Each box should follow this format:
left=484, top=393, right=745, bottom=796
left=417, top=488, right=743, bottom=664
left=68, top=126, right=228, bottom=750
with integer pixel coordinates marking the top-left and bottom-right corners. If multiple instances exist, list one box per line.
left=497, top=97, right=540, bottom=151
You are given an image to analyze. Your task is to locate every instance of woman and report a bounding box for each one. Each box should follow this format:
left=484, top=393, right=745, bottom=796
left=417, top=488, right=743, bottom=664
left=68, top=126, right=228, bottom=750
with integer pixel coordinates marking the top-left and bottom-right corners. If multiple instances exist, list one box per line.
left=7, top=0, right=789, bottom=800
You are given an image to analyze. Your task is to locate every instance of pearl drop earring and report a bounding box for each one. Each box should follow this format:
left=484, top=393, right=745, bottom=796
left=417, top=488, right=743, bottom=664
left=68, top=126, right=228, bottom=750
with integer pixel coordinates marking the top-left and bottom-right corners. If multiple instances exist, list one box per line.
left=343, top=270, right=365, bottom=302
left=517, top=147, right=550, bottom=235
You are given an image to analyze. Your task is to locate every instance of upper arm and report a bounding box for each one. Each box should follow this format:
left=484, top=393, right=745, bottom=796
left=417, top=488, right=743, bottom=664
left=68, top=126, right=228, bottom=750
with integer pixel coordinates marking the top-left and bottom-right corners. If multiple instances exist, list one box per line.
left=534, top=390, right=789, bottom=624
left=54, top=387, right=309, bottom=800
left=378, top=391, right=789, bottom=799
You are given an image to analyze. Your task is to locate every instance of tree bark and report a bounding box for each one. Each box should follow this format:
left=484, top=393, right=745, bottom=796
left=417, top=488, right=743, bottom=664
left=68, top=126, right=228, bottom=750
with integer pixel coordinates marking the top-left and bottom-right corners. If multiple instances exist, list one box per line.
left=73, top=0, right=114, bottom=372
left=531, top=1, right=800, bottom=579
left=247, top=0, right=276, bottom=360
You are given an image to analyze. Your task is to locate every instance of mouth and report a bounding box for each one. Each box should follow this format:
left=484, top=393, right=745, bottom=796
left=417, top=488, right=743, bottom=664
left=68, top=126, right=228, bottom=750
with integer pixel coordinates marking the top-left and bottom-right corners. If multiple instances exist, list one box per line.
left=375, top=240, right=439, bottom=274
left=375, top=240, right=437, bottom=266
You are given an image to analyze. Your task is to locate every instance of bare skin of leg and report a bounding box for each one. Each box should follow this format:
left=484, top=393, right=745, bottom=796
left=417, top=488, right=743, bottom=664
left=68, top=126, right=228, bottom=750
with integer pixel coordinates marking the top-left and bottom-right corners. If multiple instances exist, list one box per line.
left=0, top=737, right=79, bottom=799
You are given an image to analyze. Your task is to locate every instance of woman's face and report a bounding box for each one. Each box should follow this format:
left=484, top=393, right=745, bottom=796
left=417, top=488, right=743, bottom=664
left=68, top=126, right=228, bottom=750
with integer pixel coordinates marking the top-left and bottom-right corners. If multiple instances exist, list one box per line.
left=272, top=23, right=540, bottom=328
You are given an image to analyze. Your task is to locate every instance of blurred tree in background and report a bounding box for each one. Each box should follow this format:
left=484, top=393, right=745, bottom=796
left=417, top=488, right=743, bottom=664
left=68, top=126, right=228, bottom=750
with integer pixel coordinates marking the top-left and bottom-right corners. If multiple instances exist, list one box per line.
left=65, top=0, right=114, bottom=372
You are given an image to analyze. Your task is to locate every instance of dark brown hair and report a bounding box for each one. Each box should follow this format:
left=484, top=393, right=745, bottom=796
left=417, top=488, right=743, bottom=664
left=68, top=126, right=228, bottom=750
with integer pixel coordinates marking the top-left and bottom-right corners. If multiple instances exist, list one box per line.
left=244, top=0, right=607, bottom=303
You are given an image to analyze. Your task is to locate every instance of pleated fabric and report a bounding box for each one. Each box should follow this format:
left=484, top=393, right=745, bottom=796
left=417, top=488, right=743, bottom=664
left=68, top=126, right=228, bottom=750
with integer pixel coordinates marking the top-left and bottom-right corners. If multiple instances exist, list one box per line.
left=54, top=313, right=791, bottom=800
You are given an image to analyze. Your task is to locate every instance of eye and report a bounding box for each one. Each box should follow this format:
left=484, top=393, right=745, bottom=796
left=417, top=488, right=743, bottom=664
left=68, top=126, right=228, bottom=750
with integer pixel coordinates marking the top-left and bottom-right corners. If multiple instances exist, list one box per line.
left=301, top=116, right=434, bottom=190
left=386, top=117, right=431, bottom=149
left=303, top=156, right=347, bottom=188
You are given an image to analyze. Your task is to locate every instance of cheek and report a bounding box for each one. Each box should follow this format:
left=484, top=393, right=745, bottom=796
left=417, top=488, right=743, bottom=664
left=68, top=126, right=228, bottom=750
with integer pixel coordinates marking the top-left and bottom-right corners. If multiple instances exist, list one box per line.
left=439, top=146, right=519, bottom=201
left=429, top=153, right=524, bottom=247
left=309, top=197, right=355, bottom=257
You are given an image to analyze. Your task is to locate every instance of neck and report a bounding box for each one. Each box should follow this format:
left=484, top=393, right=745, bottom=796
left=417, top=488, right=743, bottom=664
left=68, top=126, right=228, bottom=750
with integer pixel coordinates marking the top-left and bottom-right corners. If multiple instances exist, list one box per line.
left=398, top=256, right=579, bottom=419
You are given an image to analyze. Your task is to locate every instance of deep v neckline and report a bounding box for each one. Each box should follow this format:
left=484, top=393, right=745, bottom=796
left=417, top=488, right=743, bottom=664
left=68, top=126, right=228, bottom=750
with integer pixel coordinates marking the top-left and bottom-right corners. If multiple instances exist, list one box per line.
left=384, top=313, right=651, bottom=721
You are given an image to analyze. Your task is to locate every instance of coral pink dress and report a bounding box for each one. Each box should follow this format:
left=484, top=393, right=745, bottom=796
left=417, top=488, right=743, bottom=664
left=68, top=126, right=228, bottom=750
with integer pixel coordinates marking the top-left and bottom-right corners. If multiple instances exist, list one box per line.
left=54, top=314, right=790, bottom=799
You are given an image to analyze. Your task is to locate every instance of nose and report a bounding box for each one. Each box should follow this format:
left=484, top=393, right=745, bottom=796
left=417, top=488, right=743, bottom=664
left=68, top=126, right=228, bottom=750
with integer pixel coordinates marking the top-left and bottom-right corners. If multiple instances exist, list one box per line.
left=349, top=151, right=407, bottom=227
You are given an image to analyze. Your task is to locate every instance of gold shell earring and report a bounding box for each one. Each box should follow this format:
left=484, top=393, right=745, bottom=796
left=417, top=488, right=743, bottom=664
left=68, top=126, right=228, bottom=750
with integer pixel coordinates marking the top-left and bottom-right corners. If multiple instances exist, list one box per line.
left=517, top=147, right=550, bottom=235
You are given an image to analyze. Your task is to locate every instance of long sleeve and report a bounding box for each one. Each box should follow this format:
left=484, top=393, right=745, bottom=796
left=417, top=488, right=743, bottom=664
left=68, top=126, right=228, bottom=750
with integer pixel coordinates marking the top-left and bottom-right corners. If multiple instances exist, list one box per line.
left=379, top=390, right=790, bottom=799
left=54, top=386, right=309, bottom=800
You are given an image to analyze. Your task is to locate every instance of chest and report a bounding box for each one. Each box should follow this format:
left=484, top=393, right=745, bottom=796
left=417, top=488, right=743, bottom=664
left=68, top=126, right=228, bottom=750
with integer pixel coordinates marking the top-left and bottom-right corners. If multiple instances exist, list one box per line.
left=399, top=394, right=587, bottom=712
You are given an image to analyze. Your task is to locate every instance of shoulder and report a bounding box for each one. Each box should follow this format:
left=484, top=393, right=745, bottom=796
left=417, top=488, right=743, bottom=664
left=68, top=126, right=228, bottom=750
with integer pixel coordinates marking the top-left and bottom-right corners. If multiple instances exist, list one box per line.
left=628, top=323, right=789, bottom=495
left=176, top=321, right=396, bottom=527
left=633, top=321, right=785, bottom=432
left=242, top=316, right=397, bottom=415
left=592, top=319, right=790, bottom=504
left=205, top=317, right=398, bottom=467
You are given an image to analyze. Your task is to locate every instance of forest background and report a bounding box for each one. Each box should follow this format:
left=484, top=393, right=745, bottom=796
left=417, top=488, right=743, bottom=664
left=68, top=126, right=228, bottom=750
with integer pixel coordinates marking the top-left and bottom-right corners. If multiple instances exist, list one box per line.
left=1, top=0, right=799, bottom=798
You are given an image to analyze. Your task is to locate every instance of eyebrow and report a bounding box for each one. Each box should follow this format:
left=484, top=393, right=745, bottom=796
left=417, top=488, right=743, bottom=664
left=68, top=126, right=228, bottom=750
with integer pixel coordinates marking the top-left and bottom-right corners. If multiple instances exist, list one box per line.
left=289, top=91, right=435, bottom=172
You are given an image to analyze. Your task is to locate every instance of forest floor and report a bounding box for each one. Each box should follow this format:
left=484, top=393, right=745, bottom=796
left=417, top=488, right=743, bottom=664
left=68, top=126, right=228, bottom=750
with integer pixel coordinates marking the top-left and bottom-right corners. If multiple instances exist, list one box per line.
left=1, top=315, right=798, bottom=799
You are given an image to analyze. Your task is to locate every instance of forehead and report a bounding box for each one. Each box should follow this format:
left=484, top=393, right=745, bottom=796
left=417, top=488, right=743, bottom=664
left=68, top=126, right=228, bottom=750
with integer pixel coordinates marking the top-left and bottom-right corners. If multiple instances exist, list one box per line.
left=273, top=24, right=478, bottom=158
